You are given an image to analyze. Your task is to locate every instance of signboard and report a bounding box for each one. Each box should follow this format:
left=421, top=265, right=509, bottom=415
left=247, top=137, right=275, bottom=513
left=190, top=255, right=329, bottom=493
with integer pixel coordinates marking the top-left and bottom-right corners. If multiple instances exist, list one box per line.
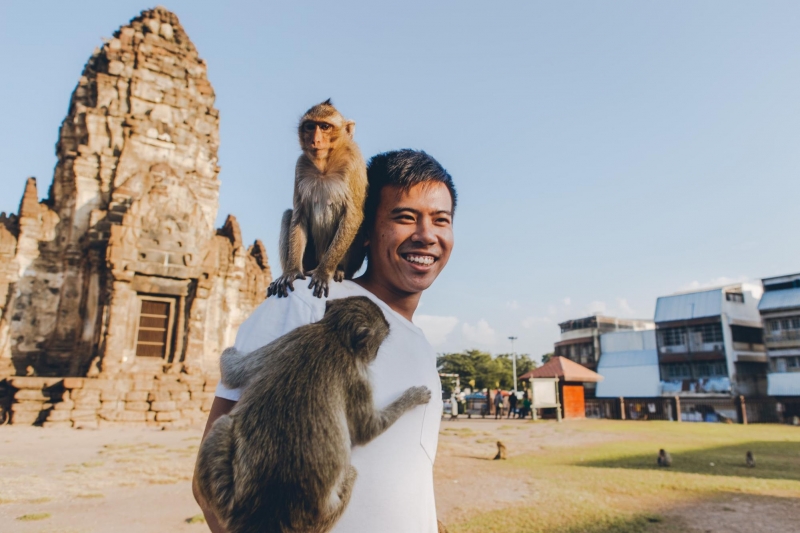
left=529, top=377, right=561, bottom=422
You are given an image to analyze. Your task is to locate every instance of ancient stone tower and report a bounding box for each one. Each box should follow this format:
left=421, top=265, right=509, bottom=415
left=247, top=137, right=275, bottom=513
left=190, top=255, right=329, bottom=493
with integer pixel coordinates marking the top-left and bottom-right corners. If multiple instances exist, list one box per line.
left=0, top=8, right=271, bottom=378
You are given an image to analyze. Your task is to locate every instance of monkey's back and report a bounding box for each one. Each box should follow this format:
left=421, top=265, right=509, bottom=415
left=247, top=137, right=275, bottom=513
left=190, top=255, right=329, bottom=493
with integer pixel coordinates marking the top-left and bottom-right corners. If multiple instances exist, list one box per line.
left=226, top=324, right=358, bottom=531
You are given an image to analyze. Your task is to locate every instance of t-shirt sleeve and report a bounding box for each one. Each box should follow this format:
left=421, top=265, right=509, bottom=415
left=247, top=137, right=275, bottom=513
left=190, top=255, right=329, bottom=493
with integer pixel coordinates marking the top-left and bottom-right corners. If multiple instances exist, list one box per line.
left=215, top=293, right=318, bottom=402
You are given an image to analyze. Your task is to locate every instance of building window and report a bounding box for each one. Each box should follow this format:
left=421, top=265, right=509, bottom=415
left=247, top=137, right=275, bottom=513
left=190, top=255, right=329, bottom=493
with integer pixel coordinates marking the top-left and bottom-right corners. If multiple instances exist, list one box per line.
left=135, top=296, right=175, bottom=359
left=725, top=292, right=744, bottom=303
left=660, top=327, right=686, bottom=347
left=691, top=323, right=723, bottom=344
left=731, top=325, right=763, bottom=344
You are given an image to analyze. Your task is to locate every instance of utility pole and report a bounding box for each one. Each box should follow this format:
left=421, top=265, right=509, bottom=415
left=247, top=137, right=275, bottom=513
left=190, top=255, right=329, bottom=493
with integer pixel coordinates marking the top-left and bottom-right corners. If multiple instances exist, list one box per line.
left=508, top=336, right=518, bottom=393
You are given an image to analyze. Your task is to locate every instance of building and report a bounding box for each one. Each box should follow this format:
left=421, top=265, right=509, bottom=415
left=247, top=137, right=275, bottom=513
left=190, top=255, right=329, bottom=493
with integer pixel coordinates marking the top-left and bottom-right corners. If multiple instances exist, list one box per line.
left=595, top=330, right=660, bottom=398
left=655, top=283, right=766, bottom=397
left=758, top=273, right=800, bottom=397
left=0, top=7, right=271, bottom=380
left=519, top=356, right=603, bottom=419
left=554, top=315, right=653, bottom=397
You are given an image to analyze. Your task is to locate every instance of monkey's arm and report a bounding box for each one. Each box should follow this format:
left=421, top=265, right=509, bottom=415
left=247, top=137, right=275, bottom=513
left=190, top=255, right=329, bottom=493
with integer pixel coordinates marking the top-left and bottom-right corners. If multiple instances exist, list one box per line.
left=269, top=212, right=309, bottom=298
left=349, top=385, right=431, bottom=446
left=308, top=191, right=365, bottom=298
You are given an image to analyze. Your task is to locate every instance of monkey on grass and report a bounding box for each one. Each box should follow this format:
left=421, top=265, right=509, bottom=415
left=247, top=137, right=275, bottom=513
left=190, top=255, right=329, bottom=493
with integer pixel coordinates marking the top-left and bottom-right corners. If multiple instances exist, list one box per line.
left=657, top=449, right=672, bottom=467
left=746, top=450, right=755, bottom=468
left=493, top=441, right=507, bottom=460
left=194, top=296, right=432, bottom=533
left=268, top=99, right=368, bottom=299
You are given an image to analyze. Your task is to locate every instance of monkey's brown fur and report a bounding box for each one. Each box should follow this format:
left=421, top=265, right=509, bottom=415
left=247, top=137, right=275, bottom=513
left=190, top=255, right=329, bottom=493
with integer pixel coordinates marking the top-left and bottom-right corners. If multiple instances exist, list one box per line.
left=493, top=441, right=507, bottom=460
left=657, top=449, right=672, bottom=467
left=268, top=99, right=368, bottom=299
left=194, top=296, right=431, bottom=533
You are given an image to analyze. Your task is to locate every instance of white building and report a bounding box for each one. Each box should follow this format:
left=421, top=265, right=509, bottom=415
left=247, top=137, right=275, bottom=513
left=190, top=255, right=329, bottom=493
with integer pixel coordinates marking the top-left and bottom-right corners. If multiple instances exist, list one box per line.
left=654, top=283, right=766, bottom=397
left=595, top=330, right=660, bottom=398
left=758, top=273, right=800, bottom=396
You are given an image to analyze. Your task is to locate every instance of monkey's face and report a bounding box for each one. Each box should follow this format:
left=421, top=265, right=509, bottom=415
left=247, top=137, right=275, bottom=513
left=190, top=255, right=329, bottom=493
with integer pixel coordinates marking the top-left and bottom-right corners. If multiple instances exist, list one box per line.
left=363, top=183, right=454, bottom=297
left=301, top=120, right=337, bottom=159
left=324, top=297, right=390, bottom=359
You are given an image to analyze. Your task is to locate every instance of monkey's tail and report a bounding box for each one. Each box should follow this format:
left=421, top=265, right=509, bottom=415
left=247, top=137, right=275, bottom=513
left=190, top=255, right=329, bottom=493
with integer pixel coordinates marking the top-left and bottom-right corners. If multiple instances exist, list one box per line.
left=220, top=346, right=249, bottom=389
left=279, top=209, right=293, bottom=273
left=196, top=415, right=237, bottom=526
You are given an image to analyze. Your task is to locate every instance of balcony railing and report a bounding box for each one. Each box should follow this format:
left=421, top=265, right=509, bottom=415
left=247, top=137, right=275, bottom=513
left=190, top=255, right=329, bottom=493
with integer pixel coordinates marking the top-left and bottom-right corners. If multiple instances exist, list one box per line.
left=766, top=330, right=800, bottom=343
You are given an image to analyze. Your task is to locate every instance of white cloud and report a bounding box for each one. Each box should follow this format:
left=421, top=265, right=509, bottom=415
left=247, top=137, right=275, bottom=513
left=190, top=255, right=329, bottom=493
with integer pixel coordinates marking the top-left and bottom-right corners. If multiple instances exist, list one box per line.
left=462, top=319, right=496, bottom=346
left=563, top=297, right=571, bottom=306
left=586, top=300, right=607, bottom=315
left=679, top=276, right=750, bottom=292
left=413, top=315, right=458, bottom=347
left=506, top=300, right=520, bottom=310
left=521, top=316, right=552, bottom=329
left=615, top=298, right=635, bottom=317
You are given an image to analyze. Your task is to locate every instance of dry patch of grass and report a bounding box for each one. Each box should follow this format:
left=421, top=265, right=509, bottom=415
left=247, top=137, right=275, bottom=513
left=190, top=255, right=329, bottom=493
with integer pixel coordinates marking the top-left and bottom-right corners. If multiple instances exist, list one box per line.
left=186, top=514, right=207, bottom=524
left=16, top=512, right=51, bottom=521
left=76, top=493, right=104, bottom=499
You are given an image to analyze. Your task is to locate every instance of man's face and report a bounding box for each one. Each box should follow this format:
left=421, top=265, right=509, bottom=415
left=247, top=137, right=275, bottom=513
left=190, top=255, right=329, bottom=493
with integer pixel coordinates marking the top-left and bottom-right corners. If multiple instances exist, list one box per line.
left=365, top=182, right=454, bottom=296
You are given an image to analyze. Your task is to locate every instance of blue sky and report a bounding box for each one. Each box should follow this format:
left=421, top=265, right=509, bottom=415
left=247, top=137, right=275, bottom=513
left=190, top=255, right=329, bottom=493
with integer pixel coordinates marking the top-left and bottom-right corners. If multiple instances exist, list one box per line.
left=1, top=1, right=799, bottom=360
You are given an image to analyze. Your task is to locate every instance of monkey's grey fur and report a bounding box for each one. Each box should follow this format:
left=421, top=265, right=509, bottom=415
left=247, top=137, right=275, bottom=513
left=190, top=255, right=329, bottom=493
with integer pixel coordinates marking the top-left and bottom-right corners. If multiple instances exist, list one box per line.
left=746, top=450, right=755, bottom=468
left=657, top=449, right=672, bottom=467
left=194, top=296, right=432, bottom=533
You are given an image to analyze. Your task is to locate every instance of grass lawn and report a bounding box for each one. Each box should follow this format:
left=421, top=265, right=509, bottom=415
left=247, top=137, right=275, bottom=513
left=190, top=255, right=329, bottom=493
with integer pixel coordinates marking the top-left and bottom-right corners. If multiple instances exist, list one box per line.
left=443, top=420, right=800, bottom=533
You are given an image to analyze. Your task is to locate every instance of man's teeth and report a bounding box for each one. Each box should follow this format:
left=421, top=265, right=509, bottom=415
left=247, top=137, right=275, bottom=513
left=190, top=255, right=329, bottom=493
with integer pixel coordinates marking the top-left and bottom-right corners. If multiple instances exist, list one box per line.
left=405, top=255, right=434, bottom=266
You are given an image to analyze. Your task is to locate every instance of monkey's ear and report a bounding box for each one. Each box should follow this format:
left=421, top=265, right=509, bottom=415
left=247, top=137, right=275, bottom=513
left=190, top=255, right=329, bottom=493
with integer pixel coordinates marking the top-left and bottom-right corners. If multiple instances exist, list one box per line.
left=345, top=121, right=355, bottom=138
left=352, top=326, right=371, bottom=350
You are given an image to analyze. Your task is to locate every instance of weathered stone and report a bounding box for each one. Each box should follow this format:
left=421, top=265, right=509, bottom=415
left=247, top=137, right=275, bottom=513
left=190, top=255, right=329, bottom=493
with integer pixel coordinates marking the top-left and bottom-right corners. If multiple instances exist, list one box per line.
left=146, top=411, right=157, bottom=422
left=176, top=399, right=202, bottom=410
left=71, top=389, right=101, bottom=401
left=150, top=401, right=176, bottom=412
left=53, top=400, right=75, bottom=411
left=62, top=378, right=84, bottom=389
left=14, top=390, right=48, bottom=401
left=70, top=410, right=99, bottom=421
left=148, top=391, right=171, bottom=402
left=101, top=400, right=125, bottom=410
left=125, top=401, right=150, bottom=412
left=101, top=390, right=124, bottom=401
left=119, top=410, right=147, bottom=422
left=133, top=380, right=155, bottom=391
left=155, top=410, right=180, bottom=422
left=170, top=391, right=190, bottom=402
left=11, top=401, right=44, bottom=412
left=203, top=384, right=218, bottom=393
left=125, top=391, right=149, bottom=402
left=10, top=411, right=40, bottom=424
left=9, top=377, right=62, bottom=389
left=43, top=421, right=73, bottom=428
left=46, top=410, right=73, bottom=422
left=73, top=399, right=102, bottom=410
left=73, top=420, right=99, bottom=429
left=190, top=391, right=214, bottom=401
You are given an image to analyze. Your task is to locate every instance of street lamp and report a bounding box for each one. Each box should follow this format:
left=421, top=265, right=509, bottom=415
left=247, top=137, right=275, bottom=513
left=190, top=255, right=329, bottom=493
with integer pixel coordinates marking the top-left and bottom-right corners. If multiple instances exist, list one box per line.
left=508, top=336, right=518, bottom=393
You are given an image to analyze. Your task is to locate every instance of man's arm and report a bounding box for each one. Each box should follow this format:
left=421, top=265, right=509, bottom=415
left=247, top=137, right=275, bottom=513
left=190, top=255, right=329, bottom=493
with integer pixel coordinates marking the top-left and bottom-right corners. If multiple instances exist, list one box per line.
left=193, top=397, right=237, bottom=533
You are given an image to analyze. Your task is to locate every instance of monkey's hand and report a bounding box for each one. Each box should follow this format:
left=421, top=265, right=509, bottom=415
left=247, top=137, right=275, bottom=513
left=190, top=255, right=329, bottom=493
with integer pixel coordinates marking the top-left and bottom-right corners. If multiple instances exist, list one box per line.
left=401, top=385, right=432, bottom=406
left=306, top=269, right=332, bottom=298
left=333, top=267, right=345, bottom=283
left=268, top=270, right=306, bottom=298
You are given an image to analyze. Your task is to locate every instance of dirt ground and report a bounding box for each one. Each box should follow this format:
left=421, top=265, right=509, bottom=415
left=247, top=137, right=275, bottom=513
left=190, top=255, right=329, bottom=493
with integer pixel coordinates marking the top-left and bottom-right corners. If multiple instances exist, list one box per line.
left=1, top=418, right=798, bottom=532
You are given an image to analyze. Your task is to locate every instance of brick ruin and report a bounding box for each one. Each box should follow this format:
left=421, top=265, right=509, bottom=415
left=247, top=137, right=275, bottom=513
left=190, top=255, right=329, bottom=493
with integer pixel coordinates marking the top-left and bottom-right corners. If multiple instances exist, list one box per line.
left=0, top=8, right=271, bottom=427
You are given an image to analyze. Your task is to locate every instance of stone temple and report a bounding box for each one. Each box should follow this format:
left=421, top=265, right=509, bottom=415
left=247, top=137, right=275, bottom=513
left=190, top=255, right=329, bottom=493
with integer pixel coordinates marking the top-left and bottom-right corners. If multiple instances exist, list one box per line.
left=0, top=8, right=271, bottom=426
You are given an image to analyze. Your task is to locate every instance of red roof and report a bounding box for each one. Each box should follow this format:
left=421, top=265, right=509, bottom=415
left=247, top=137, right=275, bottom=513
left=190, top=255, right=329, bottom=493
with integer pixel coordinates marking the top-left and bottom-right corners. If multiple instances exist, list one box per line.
left=518, top=356, right=604, bottom=383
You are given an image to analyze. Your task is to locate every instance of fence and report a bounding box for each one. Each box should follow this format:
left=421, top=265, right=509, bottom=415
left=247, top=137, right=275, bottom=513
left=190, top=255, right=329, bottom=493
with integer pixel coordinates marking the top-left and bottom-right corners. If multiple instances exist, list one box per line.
left=586, top=395, right=800, bottom=425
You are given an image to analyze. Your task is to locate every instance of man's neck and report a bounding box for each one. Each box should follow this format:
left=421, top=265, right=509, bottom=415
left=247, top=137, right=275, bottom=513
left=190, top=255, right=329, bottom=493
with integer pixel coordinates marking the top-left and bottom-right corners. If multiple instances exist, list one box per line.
left=354, top=275, right=421, bottom=322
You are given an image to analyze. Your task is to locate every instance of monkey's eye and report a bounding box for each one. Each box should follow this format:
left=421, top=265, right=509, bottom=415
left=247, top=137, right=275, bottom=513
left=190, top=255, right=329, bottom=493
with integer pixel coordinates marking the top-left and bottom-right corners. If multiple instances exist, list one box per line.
left=319, top=123, right=332, bottom=131
left=303, top=122, right=316, bottom=132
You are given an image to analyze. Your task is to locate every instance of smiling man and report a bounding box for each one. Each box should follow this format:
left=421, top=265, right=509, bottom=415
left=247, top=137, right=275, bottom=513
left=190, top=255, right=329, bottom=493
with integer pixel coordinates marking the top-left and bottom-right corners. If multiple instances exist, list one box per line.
left=195, top=149, right=456, bottom=533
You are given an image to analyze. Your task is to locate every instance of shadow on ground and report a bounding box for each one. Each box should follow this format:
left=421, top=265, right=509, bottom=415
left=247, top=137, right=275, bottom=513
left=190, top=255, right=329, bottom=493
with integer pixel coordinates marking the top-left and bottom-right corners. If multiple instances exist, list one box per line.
left=580, top=440, right=800, bottom=481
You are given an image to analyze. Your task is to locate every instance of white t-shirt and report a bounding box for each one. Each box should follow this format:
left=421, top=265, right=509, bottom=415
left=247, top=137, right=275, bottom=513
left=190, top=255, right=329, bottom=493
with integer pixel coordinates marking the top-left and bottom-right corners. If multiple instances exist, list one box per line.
left=215, top=280, right=443, bottom=533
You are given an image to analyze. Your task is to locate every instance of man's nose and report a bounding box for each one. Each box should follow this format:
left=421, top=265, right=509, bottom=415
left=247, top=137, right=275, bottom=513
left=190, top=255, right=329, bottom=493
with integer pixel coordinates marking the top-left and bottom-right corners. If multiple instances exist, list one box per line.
left=412, top=218, right=436, bottom=244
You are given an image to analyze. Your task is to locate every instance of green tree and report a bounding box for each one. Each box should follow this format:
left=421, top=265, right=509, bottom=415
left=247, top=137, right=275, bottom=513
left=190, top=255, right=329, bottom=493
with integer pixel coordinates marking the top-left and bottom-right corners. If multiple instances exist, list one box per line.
left=541, top=352, right=554, bottom=364
left=437, top=350, right=536, bottom=393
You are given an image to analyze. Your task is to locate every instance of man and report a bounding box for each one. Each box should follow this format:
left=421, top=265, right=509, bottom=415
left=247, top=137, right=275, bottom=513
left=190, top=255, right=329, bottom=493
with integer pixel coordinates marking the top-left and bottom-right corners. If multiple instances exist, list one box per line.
left=194, top=149, right=456, bottom=533
left=493, top=388, right=503, bottom=419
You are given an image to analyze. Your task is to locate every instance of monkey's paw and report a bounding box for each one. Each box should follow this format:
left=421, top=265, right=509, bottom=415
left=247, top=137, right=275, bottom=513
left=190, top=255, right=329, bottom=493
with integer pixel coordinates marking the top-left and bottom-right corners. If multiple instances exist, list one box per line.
left=268, top=271, right=306, bottom=298
left=333, top=268, right=345, bottom=283
left=406, top=386, right=432, bottom=405
left=307, top=270, right=332, bottom=298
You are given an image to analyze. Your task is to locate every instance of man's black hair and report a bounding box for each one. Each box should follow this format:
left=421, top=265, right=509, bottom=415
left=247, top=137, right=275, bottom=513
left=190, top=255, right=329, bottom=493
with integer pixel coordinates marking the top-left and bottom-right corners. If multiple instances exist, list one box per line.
left=363, top=149, right=457, bottom=232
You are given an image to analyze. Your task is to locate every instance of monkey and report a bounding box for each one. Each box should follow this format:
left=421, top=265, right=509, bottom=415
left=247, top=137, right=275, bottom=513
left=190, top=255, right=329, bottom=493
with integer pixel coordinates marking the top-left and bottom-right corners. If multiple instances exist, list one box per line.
left=194, top=296, right=432, bottom=533
left=493, top=441, right=507, bottom=460
left=746, top=450, right=755, bottom=468
left=267, top=99, right=368, bottom=299
left=657, top=449, right=672, bottom=467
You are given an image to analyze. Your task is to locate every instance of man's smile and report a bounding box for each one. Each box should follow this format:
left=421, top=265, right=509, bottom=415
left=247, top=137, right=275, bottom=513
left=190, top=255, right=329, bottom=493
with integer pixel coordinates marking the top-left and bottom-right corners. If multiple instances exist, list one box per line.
left=401, top=253, right=437, bottom=267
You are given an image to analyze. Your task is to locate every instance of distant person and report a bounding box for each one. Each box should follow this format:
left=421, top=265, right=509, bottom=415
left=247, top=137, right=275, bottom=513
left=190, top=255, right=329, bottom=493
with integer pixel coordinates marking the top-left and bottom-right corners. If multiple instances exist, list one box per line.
left=493, top=388, right=503, bottom=419
left=520, top=391, right=531, bottom=419
left=507, top=391, right=518, bottom=418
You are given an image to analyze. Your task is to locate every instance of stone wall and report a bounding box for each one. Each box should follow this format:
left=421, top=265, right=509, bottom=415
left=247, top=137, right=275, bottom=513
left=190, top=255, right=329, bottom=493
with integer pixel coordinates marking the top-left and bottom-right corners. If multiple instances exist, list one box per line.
left=2, top=374, right=219, bottom=429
